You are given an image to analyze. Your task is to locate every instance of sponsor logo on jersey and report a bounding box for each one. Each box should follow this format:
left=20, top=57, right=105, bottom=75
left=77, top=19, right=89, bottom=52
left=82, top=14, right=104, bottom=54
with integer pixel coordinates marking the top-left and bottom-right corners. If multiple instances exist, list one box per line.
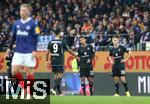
left=16, top=29, right=29, bottom=36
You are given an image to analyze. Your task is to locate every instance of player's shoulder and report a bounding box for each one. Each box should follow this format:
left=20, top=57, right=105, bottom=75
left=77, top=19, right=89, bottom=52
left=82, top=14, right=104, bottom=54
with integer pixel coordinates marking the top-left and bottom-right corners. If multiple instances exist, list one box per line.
left=119, top=45, right=126, bottom=49
left=87, top=44, right=93, bottom=47
left=51, top=39, right=62, bottom=44
left=13, top=19, right=20, bottom=25
left=108, top=46, right=113, bottom=51
left=27, top=18, right=37, bottom=26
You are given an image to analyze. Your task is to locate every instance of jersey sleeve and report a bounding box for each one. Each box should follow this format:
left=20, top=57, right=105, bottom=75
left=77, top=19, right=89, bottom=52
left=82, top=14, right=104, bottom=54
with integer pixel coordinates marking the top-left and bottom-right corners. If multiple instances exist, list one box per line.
left=8, top=22, right=17, bottom=49
left=109, top=46, right=113, bottom=56
left=47, top=42, right=51, bottom=52
left=63, top=41, right=69, bottom=51
left=122, top=46, right=129, bottom=53
left=77, top=47, right=80, bottom=57
left=90, top=45, right=95, bottom=59
left=32, top=21, right=40, bottom=51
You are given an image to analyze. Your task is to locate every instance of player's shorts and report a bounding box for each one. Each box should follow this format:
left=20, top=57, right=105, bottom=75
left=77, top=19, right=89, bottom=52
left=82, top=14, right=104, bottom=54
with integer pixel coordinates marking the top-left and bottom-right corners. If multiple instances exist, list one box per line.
left=111, top=63, right=126, bottom=77
left=52, top=65, right=64, bottom=73
left=6, top=59, right=12, bottom=78
left=79, top=67, right=94, bottom=77
left=11, top=52, right=36, bottom=67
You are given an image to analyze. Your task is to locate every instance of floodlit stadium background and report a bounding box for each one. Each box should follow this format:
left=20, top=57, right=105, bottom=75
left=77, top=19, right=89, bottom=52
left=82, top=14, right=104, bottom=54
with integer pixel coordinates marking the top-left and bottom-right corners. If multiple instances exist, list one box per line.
left=0, top=0, right=150, bottom=100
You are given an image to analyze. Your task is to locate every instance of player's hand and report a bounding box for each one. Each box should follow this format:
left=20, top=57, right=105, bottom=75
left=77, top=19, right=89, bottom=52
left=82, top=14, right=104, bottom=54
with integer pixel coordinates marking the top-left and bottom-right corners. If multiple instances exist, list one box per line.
left=46, top=61, right=51, bottom=69
left=76, top=56, right=80, bottom=61
left=4, top=49, right=11, bottom=59
left=87, top=59, right=91, bottom=63
left=110, top=60, right=114, bottom=64
left=121, top=59, right=127, bottom=63
left=32, top=51, right=37, bottom=57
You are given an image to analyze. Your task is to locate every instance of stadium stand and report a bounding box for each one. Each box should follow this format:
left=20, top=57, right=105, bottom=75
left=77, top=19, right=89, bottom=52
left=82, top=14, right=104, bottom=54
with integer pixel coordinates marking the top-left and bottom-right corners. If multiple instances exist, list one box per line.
left=0, top=0, right=149, bottom=51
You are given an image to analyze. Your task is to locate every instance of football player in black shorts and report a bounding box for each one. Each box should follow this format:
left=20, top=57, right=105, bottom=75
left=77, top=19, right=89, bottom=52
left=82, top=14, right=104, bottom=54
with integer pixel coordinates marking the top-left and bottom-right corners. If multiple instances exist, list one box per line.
left=46, top=30, right=78, bottom=96
left=5, top=49, right=14, bottom=79
left=77, top=36, right=95, bottom=95
left=108, top=35, right=131, bottom=96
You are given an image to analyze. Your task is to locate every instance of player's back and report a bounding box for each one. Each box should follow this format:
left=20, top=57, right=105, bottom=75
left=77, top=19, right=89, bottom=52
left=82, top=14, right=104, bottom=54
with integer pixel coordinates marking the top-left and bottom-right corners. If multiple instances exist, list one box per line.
left=48, top=39, right=67, bottom=66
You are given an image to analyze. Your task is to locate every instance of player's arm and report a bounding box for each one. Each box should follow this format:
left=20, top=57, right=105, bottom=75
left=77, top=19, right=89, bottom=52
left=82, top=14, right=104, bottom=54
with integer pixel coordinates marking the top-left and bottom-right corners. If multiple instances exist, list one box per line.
left=46, top=42, right=51, bottom=64
left=32, top=21, right=40, bottom=57
left=121, top=48, right=131, bottom=63
left=108, top=49, right=114, bottom=64
left=63, top=41, right=79, bottom=60
left=67, top=49, right=79, bottom=60
left=5, top=23, right=16, bottom=58
left=46, top=49, right=51, bottom=63
left=91, top=45, right=95, bottom=60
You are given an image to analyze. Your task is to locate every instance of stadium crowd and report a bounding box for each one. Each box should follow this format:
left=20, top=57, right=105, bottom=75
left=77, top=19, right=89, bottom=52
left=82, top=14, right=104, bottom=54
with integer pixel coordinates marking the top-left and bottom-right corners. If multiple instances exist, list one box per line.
left=0, top=0, right=149, bottom=51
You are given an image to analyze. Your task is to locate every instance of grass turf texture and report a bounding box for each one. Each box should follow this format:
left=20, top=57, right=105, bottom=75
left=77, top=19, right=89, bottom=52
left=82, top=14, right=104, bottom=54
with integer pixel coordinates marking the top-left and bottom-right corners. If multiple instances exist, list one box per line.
left=50, top=96, right=150, bottom=104
left=0, top=95, right=149, bottom=104
left=0, top=95, right=50, bottom=104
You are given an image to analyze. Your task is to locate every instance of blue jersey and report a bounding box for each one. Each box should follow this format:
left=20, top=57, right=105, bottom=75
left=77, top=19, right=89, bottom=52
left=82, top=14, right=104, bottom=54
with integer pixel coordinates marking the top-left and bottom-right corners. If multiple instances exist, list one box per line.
left=11, top=17, right=39, bottom=53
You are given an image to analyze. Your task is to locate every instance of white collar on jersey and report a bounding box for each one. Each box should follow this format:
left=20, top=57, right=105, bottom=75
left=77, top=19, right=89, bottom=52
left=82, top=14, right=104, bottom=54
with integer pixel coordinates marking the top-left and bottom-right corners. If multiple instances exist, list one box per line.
left=21, top=17, right=31, bottom=24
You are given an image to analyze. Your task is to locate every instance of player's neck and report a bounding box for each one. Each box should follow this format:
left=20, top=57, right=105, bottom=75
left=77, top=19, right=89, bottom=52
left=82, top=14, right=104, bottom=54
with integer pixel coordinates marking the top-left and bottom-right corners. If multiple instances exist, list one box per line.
left=82, top=43, right=87, bottom=47
left=21, top=17, right=31, bottom=24
left=22, top=16, right=29, bottom=21
left=114, top=44, right=119, bottom=48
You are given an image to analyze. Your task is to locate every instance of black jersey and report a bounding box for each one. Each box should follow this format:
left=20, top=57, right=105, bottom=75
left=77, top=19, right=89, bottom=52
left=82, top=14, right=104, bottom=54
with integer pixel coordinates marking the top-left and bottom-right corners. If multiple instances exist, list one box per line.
left=47, top=39, right=69, bottom=66
left=78, top=44, right=95, bottom=69
left=109, top=45, right=129, bottom=64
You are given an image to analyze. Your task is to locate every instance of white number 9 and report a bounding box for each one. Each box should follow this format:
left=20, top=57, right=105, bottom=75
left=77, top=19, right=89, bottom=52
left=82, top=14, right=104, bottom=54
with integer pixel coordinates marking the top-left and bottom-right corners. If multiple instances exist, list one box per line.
left=53, top=43, right=58, bottom=53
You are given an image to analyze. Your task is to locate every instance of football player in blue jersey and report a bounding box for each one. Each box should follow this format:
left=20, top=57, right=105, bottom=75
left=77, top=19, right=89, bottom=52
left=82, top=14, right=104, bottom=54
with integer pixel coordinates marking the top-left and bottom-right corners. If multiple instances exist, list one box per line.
left=5, top=4, right=40, bottom=99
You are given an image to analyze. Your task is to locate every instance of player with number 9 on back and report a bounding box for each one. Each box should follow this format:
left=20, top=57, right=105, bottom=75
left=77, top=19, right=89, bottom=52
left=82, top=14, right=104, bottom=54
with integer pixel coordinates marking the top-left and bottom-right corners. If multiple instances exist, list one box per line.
left=46, top=29, right=79, bottom=96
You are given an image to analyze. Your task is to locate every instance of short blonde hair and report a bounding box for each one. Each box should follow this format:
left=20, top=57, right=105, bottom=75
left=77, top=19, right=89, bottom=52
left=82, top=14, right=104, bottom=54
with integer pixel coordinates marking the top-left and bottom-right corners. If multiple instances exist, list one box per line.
left=20, top=3, right=32, bottom=12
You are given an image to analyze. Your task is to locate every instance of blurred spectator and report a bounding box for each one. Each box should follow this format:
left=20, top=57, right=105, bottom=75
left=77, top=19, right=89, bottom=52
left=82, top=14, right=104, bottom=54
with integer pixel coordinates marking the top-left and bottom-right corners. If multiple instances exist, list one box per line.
left=140, top=26, right=150, bottom=42
left=0, top=0, right=149, bottom=51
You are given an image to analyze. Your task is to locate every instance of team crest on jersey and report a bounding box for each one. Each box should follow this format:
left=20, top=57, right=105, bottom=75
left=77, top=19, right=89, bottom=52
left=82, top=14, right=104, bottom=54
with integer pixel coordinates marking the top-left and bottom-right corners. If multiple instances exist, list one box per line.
left=84, top=52, right=87, bottom=55
left=118, top=48, right=121, bottom=51
left=17, top=25, right=20, bottom=28
left=115, top=53, right=118, bottom=56
left=26, top=26, right=30, bottom=30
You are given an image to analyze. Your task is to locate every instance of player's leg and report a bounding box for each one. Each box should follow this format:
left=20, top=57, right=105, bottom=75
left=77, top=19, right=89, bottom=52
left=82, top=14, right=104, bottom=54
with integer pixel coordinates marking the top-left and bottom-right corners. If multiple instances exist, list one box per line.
left=24, top=53, right=35, bottom=81
left=112, top=65, right=120, bottom=96
left=56, top=72, right=63, bottom=95
left=87, top=70, right=94, bottom=95
left=87, top=76, right=94, bottom=95
left=120, top=63, right=130, bottom=96
left=50, top=71, right=57, bottom=95
left=120, top=76, right=130, bottom=96
left=24, top=53, right=36, bottom=99
left=79, top=69, right=86, bottom=95
left=113, top=76, right=120, bottom=96
left=80, top=77, right=86, bottom=95
left=25, top=67, right=35, bottom=99
left=11, top=53, right=24, bottom=88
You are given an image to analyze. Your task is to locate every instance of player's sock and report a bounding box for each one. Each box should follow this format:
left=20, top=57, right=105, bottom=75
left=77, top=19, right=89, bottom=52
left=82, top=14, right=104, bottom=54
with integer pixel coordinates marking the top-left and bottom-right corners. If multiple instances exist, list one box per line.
left=81, top=82, right=86, bottom=95
left=15, top=72, right=24, bottom=88
left=27, top=74, right=34, bottom=95
left=114, top=82, right=119, bottom=94
left=57, top=84, right=62, bottom=94
left=27, top=74, right=34, bottom=80
left=123, top=82, right=129, bottom=91
left=89, top=82, right=93, bottom=95
left=53, top=77, right=62, bottom=90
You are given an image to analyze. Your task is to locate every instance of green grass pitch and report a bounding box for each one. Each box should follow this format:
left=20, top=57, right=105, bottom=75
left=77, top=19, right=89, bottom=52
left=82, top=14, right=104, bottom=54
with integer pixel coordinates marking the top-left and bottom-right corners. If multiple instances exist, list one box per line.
left=50, top=96, right=150, bottom=104
left=0, top=95, right=150, bottom=104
